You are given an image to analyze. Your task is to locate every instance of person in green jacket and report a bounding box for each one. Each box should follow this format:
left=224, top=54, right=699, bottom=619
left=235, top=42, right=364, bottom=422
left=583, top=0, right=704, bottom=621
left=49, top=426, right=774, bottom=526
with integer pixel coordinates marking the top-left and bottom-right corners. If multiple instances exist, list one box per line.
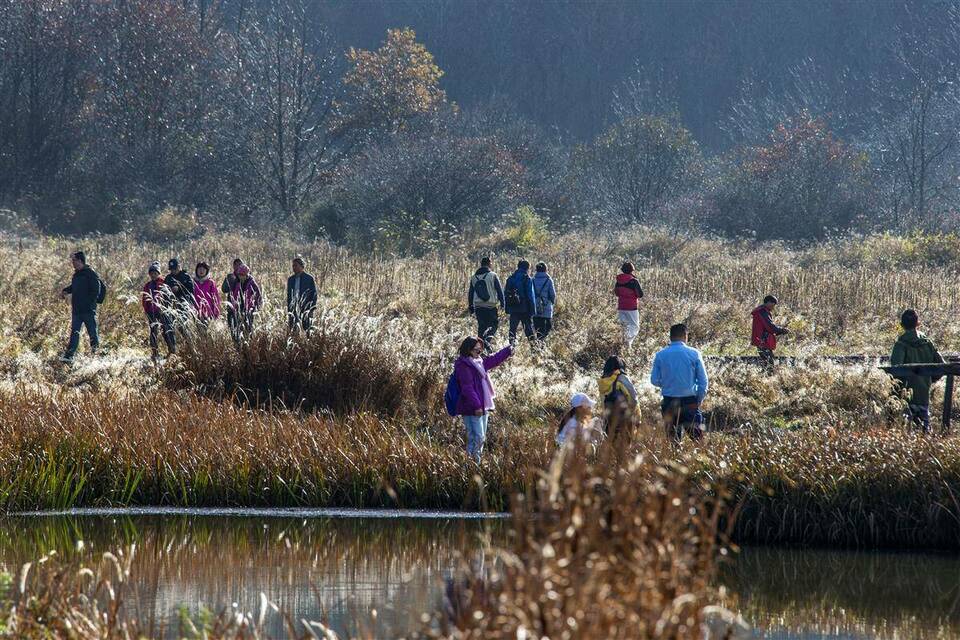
left=890, top=309, right=944, bottom=432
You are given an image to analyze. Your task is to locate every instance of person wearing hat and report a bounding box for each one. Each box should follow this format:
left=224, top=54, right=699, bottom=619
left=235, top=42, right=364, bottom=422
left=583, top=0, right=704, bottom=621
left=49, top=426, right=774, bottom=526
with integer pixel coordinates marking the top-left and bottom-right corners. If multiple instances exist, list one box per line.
left=193, top=261, right=221, bottom=324
left=751, top=294, right=789, bottom=370
left=141, top=262, right=175, bottom=360
left=890, top=309, right=944, bottom=433
left=165, top=258, right=196, bottom=320
left=229, top=263, right=263, bottom=339
left=556, top=392, right=601, bottom=447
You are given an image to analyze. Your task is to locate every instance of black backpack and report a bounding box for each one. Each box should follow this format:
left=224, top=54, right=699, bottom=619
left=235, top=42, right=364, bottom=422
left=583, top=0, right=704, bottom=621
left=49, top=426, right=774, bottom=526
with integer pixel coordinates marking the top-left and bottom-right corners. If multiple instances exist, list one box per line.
left=604, top=374, right=626, bottom=412
left=473, top=274, right=491, bottom=302
left=504, top=275, right=523, bottom=309
left=96, top=278, right=107, bottom=304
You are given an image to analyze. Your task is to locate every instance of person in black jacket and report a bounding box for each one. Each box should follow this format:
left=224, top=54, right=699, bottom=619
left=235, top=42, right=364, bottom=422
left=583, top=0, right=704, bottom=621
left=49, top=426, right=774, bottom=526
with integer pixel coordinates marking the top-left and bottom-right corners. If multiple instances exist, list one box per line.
left=60, top=251, right=104, bottom=362
left=165, top=258, right=196, bottom=321
left=287, top=257, right=317, bottom=332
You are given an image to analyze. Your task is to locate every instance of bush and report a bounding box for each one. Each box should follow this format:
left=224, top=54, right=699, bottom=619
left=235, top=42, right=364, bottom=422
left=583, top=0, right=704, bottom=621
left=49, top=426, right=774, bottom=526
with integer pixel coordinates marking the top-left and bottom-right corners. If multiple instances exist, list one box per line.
left=499, top=205, right=549, bottom=252
left=140, top=206, right=203, bottom=244
left=573, top=115, right=703, bottom=224
left=707, top=113, right=871, bottom=241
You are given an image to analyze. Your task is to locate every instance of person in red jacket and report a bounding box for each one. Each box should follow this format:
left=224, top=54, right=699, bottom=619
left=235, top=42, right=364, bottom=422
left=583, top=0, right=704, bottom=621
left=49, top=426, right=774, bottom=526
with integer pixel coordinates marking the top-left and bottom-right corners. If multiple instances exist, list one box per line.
left=613, top=262, right=644, bottom=348
left=141, top=262, right=175, bottom=360
left=751, top=295, right=789, bottom=368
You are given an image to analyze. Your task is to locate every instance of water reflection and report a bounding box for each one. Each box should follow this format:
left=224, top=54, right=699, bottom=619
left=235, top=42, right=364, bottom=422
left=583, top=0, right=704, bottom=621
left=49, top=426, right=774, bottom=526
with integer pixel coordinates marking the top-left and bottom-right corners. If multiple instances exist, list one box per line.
left=726, top=546, right=960, bottom=639
left=0, top=513, right=503, bottom=638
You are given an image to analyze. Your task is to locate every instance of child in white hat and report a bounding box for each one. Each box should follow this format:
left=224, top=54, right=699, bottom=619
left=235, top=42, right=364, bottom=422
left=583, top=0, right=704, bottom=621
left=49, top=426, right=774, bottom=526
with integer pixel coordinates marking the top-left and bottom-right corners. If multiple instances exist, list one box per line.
left=556, top=392, right=602, bottom=447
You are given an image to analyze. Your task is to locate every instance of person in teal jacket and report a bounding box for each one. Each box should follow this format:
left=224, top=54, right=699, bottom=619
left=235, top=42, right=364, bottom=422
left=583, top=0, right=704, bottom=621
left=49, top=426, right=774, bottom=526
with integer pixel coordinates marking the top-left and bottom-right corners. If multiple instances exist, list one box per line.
left=890, top=309, right=944, bottom=433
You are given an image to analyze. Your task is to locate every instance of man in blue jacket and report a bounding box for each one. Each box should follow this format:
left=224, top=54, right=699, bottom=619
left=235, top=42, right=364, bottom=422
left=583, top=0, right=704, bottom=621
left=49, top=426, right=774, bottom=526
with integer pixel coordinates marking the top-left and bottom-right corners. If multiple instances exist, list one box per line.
left=60, top=251, right=105, bottom=362
left=503, top=259, right=536, bottom=345
left=651, top=323, right=709, bottom=442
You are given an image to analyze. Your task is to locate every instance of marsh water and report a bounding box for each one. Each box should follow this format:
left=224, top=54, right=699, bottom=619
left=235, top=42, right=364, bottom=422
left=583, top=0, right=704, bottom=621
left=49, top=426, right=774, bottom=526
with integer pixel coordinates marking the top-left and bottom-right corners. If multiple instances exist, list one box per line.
left=2, top=509, right=959, bottom=639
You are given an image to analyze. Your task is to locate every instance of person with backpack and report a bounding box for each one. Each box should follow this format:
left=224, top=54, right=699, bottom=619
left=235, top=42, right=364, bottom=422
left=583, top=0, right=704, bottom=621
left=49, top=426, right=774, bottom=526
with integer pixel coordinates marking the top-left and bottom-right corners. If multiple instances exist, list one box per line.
left=142, top=262, right=175, bottom=360
left=890, top=309, right=944, bottom=433
left=614, top=262, right=643, bottom=349
left=532, top=262, right=556, bottom=342
left=598, top=355, right=638, bottom=434
left=193, top=262, right=221, bottom=324
left=448, top=336, right=513, bottom=462
left=165, top=258, right=197, bottom=320
left=751, top=294, right=789, bottom=369
left=60, top=251, right=105, bottom=362
left=229, top=264, right=263, bottom=340
left=556, top=393, right=602, bottom=448
left=468, top=256, right=505, bottom=350
left=651, top=323, right=709, bottom=443
left=504, top=259, right=536, bottom=345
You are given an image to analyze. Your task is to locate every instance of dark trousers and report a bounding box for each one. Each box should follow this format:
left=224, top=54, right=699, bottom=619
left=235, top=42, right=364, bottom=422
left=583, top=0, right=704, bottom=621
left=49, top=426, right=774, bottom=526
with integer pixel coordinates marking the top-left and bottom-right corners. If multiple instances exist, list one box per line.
left=907, top=403, right=931, bottom=433
left=661, top=396, right=704, bottom=442
left=65, top=310, right=99, bottom=358
left=475, top=307, right=499, bottom=349
left=147, top=312, right=176, bottom=357
left=509, top=313, right=535, bottom=344
left=289, top=311, right=313, bottom=333
left=230, top=310, right=255, bottom=341
left=533, top=317, right=552, bottom=341
left=758, top=347, right=775, bottom=371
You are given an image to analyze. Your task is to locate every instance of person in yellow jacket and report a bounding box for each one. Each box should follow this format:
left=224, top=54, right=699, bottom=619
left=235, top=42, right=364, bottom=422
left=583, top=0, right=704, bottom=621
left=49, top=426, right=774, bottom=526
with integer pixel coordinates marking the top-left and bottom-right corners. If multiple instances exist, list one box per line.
left=598, top=355, right=639, bottom=433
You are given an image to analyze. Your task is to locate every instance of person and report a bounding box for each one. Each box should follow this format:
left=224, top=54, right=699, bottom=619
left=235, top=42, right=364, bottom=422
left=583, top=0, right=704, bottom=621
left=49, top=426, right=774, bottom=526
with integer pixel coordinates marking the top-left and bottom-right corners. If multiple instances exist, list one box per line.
left=503, top=259, right=536, bottom=345
left=229, top=264, right=263, bottom=339
left=165, top=258, right=196, bottom=321
left=60, top=251, right=105, bottom=362
left=287, top=257, right=317, bottom=332
left=614, top=262, right=643, bottom=349
left=222, top=258, right=243, bottom=329
left=751, top=295, right=789, bottom=369
left=532, top=262, right=556, bottom=342
left=193, top=262, right=221, bottom=324
left=556, top=393, right=602, bottom=448
left=598, top=355, right=639, bottom=434
left=890, top=309, right=944, bottom=433
left=453, top=337, right=513, bottom=461
left=468, top=256, right=505, bottom=350
left=651, top=323, right=709, bottom=443
left=142, top=262, right=175, bottom=359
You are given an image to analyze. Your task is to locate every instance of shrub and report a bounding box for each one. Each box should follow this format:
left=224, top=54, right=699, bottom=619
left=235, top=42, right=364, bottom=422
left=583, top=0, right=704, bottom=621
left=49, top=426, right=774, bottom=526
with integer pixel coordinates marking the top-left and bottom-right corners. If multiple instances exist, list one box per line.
left=707, top=113, right=871, bottom=241
left=573, top=114, right=703, bottom=224
left=140, top=205, right=203, bottom=244
left=499, top=205, right=549, bottom=252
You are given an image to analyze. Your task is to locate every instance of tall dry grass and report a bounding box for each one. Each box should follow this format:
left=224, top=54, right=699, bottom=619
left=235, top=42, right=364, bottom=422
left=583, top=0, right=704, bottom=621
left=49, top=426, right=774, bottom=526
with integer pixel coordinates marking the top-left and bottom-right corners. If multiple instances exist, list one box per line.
left=0, top=388, right=549, bottom=512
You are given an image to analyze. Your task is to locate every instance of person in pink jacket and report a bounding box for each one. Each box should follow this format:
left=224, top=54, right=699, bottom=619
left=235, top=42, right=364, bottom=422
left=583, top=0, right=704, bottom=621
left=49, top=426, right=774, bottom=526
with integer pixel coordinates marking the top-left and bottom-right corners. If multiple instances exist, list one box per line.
left=453, top=336, right=513, bottom=461
left=229, top=264, right=263, bottom=340
left=193, top=262, right=222, bottom=324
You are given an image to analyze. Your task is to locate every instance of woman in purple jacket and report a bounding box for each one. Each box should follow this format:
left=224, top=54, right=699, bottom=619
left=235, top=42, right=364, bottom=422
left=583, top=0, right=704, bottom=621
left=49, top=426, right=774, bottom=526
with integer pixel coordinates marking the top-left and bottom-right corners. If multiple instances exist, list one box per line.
left=454, top=336, right=513, bottom=461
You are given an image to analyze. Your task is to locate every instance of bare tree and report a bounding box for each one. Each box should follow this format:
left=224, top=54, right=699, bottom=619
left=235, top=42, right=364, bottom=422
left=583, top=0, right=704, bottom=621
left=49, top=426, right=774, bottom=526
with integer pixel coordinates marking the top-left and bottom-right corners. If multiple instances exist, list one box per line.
left=868, top=4, right=960, bottom=226
left=232, top=0, right=347, bottom=219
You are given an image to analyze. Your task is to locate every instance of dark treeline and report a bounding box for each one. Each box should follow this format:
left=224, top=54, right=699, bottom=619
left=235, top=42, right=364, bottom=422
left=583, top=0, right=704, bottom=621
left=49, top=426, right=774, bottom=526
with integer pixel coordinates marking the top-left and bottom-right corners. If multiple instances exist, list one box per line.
left=2, top=0, right=960, bottom=246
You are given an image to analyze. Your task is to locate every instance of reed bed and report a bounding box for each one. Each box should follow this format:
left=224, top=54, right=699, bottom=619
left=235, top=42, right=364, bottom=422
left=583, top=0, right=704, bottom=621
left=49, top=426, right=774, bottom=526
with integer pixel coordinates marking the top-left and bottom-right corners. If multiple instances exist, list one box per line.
left=0, top=388, right=548, bottom=512
left=694, top=427, right=960, bottom=548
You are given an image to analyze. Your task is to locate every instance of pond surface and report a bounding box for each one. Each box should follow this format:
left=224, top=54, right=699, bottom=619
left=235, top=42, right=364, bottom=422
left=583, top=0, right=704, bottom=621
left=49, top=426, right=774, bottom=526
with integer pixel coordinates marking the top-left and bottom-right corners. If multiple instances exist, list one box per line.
left=2, top=509, right=959, bottom=639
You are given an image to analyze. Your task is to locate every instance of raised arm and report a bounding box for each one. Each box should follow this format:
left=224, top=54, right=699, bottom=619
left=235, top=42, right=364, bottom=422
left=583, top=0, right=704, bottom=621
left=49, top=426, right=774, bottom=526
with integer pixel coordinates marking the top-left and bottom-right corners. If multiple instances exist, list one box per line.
left=482, top=345, right=513, bottom=370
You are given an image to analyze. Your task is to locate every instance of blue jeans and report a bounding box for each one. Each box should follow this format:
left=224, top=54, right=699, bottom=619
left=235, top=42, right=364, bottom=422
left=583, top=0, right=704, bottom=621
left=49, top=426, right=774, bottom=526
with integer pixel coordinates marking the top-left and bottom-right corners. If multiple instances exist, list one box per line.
left=65, top=310, right=99, bottom=358
left=462, top=413, right=489, bottom=461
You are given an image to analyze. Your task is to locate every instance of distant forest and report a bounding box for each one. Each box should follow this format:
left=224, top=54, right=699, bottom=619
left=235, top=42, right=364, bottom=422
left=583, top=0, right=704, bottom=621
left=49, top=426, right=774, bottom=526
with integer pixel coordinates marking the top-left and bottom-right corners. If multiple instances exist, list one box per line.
left=2, top=0, right=960, bottom=247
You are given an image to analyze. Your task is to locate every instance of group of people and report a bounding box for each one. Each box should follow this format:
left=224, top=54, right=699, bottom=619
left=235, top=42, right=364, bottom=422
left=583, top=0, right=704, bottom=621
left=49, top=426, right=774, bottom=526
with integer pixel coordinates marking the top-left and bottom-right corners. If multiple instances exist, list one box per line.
left=467, top=257, right=644, bottom=349
left=59, top=251, right=319, bottom=362
left=448, top=322, right=710, bottom=461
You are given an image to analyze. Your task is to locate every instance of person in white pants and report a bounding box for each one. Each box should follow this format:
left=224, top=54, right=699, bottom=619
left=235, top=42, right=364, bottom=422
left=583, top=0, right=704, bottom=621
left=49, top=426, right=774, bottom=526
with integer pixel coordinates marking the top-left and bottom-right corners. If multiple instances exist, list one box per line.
left=613, top=262, right=643, bottom=348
